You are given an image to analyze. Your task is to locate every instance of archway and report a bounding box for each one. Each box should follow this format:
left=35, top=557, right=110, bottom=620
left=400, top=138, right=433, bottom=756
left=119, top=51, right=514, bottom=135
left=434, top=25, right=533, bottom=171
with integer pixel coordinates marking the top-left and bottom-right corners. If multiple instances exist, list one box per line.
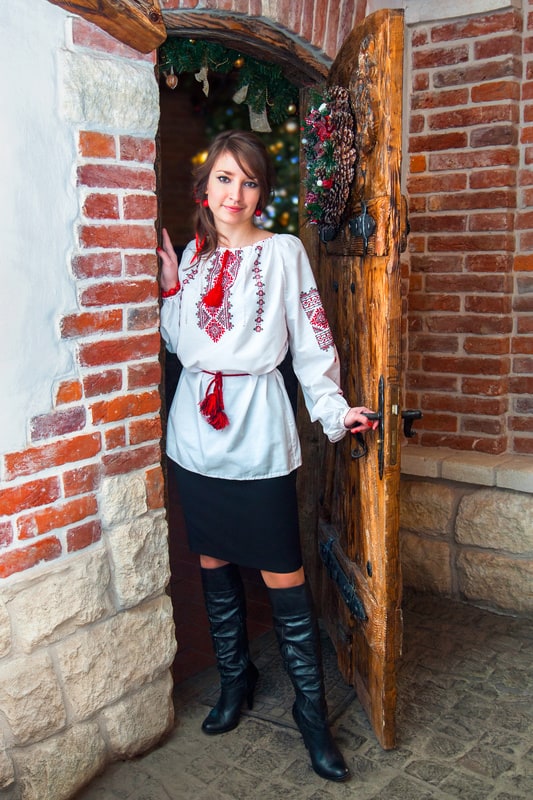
left=159, top=14, right=331, bottom=685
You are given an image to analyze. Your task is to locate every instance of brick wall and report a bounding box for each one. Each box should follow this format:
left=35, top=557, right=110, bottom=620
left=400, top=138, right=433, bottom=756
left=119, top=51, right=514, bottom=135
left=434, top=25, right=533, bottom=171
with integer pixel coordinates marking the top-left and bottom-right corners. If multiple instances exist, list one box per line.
left=405, top=3, right=533, bottom=455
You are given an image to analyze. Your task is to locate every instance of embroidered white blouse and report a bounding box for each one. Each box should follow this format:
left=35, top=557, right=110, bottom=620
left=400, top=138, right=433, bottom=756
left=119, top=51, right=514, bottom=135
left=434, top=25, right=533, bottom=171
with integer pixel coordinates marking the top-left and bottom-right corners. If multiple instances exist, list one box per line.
left=160, top=233, right=351, bottom=480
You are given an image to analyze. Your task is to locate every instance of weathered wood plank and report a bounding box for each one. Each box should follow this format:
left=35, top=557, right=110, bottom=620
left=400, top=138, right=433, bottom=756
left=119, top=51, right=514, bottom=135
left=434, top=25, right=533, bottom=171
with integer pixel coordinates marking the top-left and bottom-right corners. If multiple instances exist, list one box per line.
left=47, top=0, right=166, bottom=53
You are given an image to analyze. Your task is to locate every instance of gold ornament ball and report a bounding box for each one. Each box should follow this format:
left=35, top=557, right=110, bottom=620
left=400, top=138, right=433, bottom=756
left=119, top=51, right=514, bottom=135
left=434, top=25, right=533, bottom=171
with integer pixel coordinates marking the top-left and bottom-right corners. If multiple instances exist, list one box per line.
left=285, top=119, right=298, bottom=134
left=287, top=103, right=297, bottom=115
left=279, top=212, right=290, bottom=227
left=234, top=57, right=245, bottom=68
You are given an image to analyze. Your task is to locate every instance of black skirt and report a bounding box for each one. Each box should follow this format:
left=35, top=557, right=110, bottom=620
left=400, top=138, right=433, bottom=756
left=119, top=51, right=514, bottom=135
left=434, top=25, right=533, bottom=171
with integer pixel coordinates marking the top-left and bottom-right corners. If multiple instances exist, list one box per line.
left=172, top=463, right=302, bottom=573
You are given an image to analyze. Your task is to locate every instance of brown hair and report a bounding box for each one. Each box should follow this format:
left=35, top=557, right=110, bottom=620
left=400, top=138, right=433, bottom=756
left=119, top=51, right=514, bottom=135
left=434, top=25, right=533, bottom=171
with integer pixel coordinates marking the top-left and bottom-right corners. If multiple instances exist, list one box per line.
left=192, top=130, right=276, bottom=259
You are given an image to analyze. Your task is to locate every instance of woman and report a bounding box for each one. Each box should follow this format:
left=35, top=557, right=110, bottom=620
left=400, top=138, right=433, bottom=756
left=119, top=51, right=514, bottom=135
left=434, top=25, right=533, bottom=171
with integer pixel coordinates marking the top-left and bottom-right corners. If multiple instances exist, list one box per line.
left=158, top=130, right=376, bottom=783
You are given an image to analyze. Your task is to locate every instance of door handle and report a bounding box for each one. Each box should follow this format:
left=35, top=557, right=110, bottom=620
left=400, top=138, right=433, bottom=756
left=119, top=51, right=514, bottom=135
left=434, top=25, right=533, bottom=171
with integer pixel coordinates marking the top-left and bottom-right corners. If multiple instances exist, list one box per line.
left=401, top=409, right=422, bottom=438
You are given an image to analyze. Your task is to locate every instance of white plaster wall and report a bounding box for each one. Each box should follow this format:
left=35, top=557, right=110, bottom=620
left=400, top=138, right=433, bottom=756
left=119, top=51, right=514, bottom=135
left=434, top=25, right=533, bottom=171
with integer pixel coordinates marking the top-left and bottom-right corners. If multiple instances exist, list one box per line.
left=0, top=0, right=77, bottom=454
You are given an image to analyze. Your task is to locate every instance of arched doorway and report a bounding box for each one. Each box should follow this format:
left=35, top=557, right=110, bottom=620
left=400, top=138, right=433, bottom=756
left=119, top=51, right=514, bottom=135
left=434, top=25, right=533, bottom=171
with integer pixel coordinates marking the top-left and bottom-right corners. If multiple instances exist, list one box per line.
left=158, top=16, right=330, bottom=684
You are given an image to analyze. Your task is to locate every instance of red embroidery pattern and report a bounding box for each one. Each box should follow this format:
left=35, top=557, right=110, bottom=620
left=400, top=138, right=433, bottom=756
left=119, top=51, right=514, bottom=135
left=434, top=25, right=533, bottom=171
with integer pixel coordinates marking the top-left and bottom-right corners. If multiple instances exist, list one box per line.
left=300, top=288, right=334, bottom=351
left=251, top=245, right=265, bottom=332
left=197, top=250, right=241, bottom=342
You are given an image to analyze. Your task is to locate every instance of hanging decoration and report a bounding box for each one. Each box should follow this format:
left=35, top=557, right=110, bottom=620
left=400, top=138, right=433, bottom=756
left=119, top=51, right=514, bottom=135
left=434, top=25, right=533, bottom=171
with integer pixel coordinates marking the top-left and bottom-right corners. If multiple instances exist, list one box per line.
left=159, top=38, right=298, bottom=132
left=302, top=86, right=357, bottom=241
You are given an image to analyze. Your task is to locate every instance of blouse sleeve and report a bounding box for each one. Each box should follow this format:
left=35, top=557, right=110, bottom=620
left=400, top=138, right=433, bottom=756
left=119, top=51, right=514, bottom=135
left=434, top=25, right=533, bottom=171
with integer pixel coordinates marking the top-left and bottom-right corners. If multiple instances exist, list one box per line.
left=282, top=236, right=350, bottom=443
left=159, top=241, right=194, bottom=354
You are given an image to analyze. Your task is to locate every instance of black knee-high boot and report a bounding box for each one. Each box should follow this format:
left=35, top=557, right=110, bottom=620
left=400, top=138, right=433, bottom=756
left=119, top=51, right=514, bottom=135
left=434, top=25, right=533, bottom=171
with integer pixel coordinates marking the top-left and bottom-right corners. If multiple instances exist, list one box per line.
left=201, top=563, right=259, bottom=735
left=268, top=583, right=350, bottom=782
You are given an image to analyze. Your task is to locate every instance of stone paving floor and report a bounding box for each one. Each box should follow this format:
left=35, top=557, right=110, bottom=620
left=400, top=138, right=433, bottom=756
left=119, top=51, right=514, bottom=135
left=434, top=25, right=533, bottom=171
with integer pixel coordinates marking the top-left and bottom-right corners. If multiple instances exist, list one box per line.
left=76, top=591, right=533, bottom=800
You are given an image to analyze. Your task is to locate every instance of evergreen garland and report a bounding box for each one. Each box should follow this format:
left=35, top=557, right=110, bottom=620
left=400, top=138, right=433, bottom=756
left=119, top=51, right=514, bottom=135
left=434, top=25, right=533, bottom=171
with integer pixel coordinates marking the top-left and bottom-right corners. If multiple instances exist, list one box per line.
left=159, top=39, right=298, bottom=126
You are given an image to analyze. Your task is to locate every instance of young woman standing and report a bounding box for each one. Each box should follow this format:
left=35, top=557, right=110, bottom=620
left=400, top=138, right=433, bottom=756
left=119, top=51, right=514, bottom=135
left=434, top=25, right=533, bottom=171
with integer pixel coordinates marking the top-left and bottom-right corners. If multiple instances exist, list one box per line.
left=158, top=130, right=377, bottom=783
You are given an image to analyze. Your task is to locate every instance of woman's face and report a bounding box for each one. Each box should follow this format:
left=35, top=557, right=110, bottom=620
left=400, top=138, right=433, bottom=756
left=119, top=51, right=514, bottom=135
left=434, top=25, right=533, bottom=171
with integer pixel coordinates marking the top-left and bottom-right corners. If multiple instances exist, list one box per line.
left=205, top=151, right=261, bottom=229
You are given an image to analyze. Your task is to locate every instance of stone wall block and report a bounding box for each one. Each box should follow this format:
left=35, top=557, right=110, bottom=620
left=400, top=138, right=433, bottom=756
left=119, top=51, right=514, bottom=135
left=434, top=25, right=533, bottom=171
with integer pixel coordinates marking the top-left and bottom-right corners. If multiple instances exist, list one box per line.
left=11, top=721, right=106, bottom=800
left=5, top=551, right=110, bottom=654
left=107, top=513, right=170, bottom=608
left=456, top=489, right=533, bottom=554
left=400, top=530, right=453, bottom=594
left=457, top=550, right=533, bottom=613
left=60, top=51, right=159, bottom=136
left=101, top=671, right=174, bottom=758
left=0, top=602, right=11, bottom=659
left=56, top=596, right=176, bottom=721
left=0, top=732, right=14, bottom=790
left=99, top=474, right=148, bottom=528
left=0, top=652, right=65, bottom=745
left=400, top=480, right=457, bottom=536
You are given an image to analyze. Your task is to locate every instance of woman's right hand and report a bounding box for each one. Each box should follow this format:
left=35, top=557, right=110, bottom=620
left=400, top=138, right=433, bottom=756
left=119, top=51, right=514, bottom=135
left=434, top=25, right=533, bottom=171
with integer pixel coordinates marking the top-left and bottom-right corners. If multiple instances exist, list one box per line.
left=157, top=228, right=179, bottom=291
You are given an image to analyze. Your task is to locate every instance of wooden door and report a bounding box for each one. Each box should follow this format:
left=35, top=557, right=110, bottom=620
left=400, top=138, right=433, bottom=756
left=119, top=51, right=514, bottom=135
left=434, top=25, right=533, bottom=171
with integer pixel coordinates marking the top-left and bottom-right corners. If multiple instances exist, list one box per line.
left=298, top=9, right=405, bottom=750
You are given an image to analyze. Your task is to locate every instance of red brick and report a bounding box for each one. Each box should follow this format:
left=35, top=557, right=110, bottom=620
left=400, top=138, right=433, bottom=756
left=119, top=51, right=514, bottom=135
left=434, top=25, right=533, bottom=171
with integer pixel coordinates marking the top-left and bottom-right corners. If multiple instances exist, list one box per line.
left=0, top=477, right=61, bottom=517
left=72, top=252, right=122, bottom=280
left=517, top=316, right=533, bottom=333
left=514, top=295, right=533, bottom=312
left=512, top=337, right=533, bottom=354
left=406, top=373, right=458, bottom=392
left=474, top=34, right=522, bottom=60
left=79, top=131, right=116, bottom=159
left=91, top=390, right=160, bottom=425
left=77, top=164, right=155, bottom=191
left=83, top=193, right=120, bottom=220
left=462, top=377, right=509, bottom=396
left=61, top=310, right=123, bottom=338
left=127, top=306, right=159, bottom=331
left=17, top=495, right=98, bottom=540
left=514, top=356, right=533, bottom=373
left=4, top=435, right=101, bottom=481
left=55, top=379, right=83, bottom=405
left=428, top=233, right=515, bottom=252
left=428, top=190, right=516, bottom=211
left=426, top=273, right=511, bottom=293
left=410, top=115, right=426, bottom=134
left=408, top=173, right=467, bottom=194
left=71, top=17, right=153, bottom=61
left=413, top=73, right=429, bottom=91
left=123, top=194, right=158, bottom=220
left=409, top=215, right=466, bottom=233
left=125, top=253, right=159, bottom=277
left=516, top=209, right=533, bottom=229
left=119, top=137, right=156, bottom=164
left=469, top=211, right=515, bottom=231
left=30, top=407, right=86, bottom=442
left=415, top=412, right=457, bottom=432
left=426, top=315, right=512, bottom=334
left=509, top=376, right=533, bottom=393
left=83, top=370, right=123, bottom=398
left=412, top=29, right=428, bottom=47
left=408, top=294, right=461, bottom=312
left=470, top=124, right=518, bottom=148
left=105, top=426, right=127, bottom=450
left=410, top=255, right=463, bottom=273
left=431, top=12, right=521, bottom=42
left=421, top=393, right=506, bottom=415
left=63, top=464, right=100, bottom=498
left=471, top=80, right=521, bottom=103
left=429, top=104, right=518, bottom=131
left=128, top=362, right=162, bottom=389
left=102, top=442, right=161, bottom=476
left=422, top=355, right=510, bottom=375
left=463, top=417, right=505, bottom=435
left=80, top=280, right=157, bottom=307
left=514, top=437, right=533, bottom=454
left=510, top=415, right=533, bottom=432
left=129, top=416, right=162, bottom=445
left=79, top=333, right=160, bottom=367
left=67, top=520, right=102, bottom=553
left=465, top=295, right=512, bottom=314
left=411, top=88, right=469, bottom=110
left=419, top=432, right=507, bottom=454
left=430, top=148, right=518, bottom=171
left=79, top=223, right=156, bottom=250
left=413, top=45, right=469, bottom=70
left=433, top=58, right=522, bottom=88
left=0, top=538, right=62, bottom=579
left=409, top=132, right=468, bottom=153
left=466, top=253, right=514, bottom=272
left=410, top=334, right=459, bottom=353
left=410, top=154, right=427, bottom=173
left=514, top=254, right=533, bottom=271
left=0, top=521, right=13, bottom=549
left=145, top=466, right=165, bottom=510
left=464, top=336, right=510, bottom=355
left=469, top=168, right=517, bottom=189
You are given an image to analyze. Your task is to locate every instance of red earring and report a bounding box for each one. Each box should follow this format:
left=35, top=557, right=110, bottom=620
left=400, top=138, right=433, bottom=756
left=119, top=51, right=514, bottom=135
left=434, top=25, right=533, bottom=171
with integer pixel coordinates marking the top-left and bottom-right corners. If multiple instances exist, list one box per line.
left=202, top=197, right=209, bottom=208
left=254, top=208, right=262, bottom=217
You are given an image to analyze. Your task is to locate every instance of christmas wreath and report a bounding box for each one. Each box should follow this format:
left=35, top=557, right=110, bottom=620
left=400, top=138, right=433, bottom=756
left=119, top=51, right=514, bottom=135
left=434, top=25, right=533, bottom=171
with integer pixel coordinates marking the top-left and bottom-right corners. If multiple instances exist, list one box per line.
left=302, top=86, right=357, bottom=241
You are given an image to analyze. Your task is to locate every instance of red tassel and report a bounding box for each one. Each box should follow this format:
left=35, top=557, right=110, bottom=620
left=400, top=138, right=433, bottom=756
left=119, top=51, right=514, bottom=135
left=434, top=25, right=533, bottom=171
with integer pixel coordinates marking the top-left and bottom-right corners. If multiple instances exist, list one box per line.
left=199, top=372, right=230, bottom=430
left=202, top=250, right=230, bottom=308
